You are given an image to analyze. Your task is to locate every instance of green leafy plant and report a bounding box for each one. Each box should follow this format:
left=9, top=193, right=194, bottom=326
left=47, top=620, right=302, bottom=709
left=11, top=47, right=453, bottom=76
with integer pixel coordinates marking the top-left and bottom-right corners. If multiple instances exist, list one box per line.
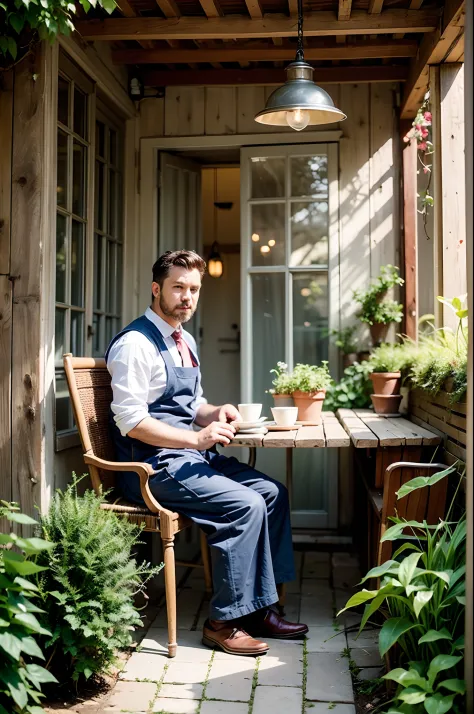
left=328, top=326, right=359, bottom=356
left=404, top=92, right=434, bottom=238
left=324, top=361, right=372, bottom=411
left=369, top=343, right=416, bottom=376
left=290, top=362, right=332, bottom=394
left=338, top=464, right=466, bottom=714
left=268, top=361, right=293, bottom=395
left=0, top=502, right=57, bottom=714
left=0, top=0, right=116, bottom=64
left=36, top=478, right=162, bottom=685
left=354, top=265, right=404, bottom=327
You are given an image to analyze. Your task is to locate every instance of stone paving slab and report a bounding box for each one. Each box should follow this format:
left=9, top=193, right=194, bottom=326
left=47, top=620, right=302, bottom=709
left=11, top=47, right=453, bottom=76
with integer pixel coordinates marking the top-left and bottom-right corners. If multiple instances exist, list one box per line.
left=253, top=685, right=303, bottom=714
left=357, top=666, right=384, bottom=681
left=165, top=661, right=209, bottom=684
left=200, top=701, right=248, bottom=714
left=205, top=659, right=255, bottom=702
left=257, top=643, right=304, bottom=687
left=159, top=683, right=204, bottom=699
left=119, top=652, right=168, bottom=682
left=100, top=680, right=156, bottom=712
left=346, top=628, right=380, bottom=649
left=351, top=646, right=383, bottom=668
left=299, top=596, right=335, bottom=626
left=306, top=703, right=356, bottom=714
left=306, top=653, right=354, bottom=703
left=305, top=626, right=347, bottom=653
left=152, top=698, right=199, bottom=713
left=141, top=629, right=213, bottom=663
left=300, top=581, right=334, bottom=598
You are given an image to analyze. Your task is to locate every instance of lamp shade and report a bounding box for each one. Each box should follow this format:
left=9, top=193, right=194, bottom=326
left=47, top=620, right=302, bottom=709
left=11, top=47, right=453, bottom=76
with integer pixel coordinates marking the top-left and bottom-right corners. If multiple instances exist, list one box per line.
left=255, top=61, right=346, bottom=128
left=208, top=242, right=223, bottom=279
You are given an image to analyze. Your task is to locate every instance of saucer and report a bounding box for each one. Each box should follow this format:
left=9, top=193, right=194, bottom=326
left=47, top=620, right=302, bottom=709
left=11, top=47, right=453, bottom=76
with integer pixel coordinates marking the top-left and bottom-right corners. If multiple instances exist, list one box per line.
left=234, top=426, right=268, bottom=434
left=232, top=417, right=268, bottom=430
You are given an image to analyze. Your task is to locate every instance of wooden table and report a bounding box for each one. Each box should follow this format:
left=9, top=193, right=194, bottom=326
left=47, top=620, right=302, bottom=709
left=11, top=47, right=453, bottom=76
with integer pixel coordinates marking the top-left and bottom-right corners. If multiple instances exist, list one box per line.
left=226, top=411, right=350, bottom=505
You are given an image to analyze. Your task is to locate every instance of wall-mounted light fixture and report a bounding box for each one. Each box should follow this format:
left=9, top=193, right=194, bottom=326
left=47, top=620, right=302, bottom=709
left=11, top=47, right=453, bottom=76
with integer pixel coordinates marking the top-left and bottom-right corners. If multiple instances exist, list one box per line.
left=208, top=241, right=223, bottom=279
left=128, top=75, right=144, bottom=101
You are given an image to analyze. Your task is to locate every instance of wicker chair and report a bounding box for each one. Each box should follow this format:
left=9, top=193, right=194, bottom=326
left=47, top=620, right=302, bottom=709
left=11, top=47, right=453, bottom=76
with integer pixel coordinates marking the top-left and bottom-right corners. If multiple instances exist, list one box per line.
left=63, top=353, right=212, bottom=658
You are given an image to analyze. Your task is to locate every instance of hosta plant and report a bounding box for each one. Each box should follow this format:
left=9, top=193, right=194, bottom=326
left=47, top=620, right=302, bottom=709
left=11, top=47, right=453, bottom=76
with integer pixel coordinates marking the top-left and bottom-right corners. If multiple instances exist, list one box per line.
left=0, top=502, right=57, bottom=714
left=36, top=478, right=162, bottom=684
left=338, top=464, right=466, bottom=714
left=324, top=361, right=372, bottom=411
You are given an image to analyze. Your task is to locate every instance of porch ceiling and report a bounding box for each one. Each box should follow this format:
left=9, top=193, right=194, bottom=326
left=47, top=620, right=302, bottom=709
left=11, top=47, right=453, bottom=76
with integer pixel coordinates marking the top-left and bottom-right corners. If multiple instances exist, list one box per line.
left=74, top=0, right=465, bottom=116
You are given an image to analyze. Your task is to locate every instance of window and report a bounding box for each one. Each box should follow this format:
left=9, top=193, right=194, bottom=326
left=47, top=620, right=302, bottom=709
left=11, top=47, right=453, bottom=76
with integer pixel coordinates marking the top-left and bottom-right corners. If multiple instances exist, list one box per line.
left=54, top=54, right=124, bottom=446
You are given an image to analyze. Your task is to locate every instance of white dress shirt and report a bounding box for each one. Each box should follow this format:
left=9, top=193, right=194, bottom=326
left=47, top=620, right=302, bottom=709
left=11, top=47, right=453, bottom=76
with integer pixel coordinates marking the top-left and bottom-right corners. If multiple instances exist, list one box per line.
left=107, top=307, right=207, bottom=437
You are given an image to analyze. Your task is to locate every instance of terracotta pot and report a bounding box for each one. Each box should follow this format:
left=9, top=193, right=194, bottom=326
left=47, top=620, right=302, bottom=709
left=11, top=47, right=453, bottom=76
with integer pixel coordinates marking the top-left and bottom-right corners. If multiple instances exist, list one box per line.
left=292, top=390, right=326, bottom=424
left=369, top=372, right=401, bottom=395
left=357, top=350, right=371, bottom=363
left=343, top=353, right=358, bottom=369
left=370, top=394, right=403, bottom=415
left=273, top=394, right=294, bottom=408
left=370, top=322, right=390, bottom=346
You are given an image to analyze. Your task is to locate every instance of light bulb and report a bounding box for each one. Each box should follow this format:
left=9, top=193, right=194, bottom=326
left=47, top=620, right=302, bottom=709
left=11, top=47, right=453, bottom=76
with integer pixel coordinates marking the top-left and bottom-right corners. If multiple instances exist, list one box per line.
left=260, top=245, right=270, bottom=254
left=252, top=233, right=260, bottom=242
left=268, top=239, right=276, bottom=247
left=286, top=108, right=310, bottom=132
left=208, top=258, right=223, bottom=278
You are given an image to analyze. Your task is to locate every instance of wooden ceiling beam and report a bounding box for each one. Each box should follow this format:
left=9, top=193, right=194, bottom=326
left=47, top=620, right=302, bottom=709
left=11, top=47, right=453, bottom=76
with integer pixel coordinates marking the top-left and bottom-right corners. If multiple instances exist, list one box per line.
left=115, top=0, right=154, bottom=49
left=75, top=9, right=440, bottom=41
left=368, top=0, right=384, bottom=14
left=288, top=0, right=298, bottom=16
left=401, top=0, right=465, bottom=118
left=142, top=64, right=408, bottom=85
left=394, top=0, right=424, bottom=39
left=338, top=0, right=352, bottom=22
left=244, top=0, right=263, bottom=19
left=198, top=0, right=223, bottom=18
left=155, top=0, right=181, bottom=17
left=112, top=38, right=418, bottom=63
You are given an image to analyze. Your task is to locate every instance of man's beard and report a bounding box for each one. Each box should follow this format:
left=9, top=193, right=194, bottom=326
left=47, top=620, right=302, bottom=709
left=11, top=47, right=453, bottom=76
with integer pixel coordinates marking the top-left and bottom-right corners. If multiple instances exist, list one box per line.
left=159, top=294, right=196, bottom=324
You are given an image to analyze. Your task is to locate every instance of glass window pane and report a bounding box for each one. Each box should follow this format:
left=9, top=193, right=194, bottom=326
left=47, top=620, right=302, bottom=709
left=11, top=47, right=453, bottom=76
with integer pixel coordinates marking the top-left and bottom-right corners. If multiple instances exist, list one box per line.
left=55, top=369, right=72, bottom=432
left=251, top=157, right=285, bottom=198
left=56, top=214, right=67, bottom=303
left=70, top=311, right=84, bottom=356
left=93, top=233, right=103, bottom=311
left=109, top=169, right=116, bottom=236
left=96, top=121, right=105, bottom=158
left=71, top=221, right=85, bottom=307
left=73, top=87, right=87, bottom=139
left=109, top=129, right=117, bottom=165
left=116, top=244, right=123, bottom=311
left=92, top=312, right=102, bottom=357
left=251, top=203, right=286, bottom=266
left=106, top=241, right=116, bottom=314
left=292, top=272, right=329, bottom=365
left=72, top=141, right=86, bottom=217
left=290, top=201, right=329, bottom=266
left=57, top=130, right=68, bottom=209
left=251, top=273, right=285, bottom=416
left=95, top=161, right=105, bottom=231
left=291, top=155, right=328, bottom=197
left=55, top=308, right=67, bottom=363
left=58, top=76, right=70, bottom=127
left=105, top=316, right=114, bottom=345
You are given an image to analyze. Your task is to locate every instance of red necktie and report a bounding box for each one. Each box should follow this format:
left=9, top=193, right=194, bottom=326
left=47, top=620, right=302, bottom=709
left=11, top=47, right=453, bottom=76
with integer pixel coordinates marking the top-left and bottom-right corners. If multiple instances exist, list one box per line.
left=172, top=330, right=195, bottom=368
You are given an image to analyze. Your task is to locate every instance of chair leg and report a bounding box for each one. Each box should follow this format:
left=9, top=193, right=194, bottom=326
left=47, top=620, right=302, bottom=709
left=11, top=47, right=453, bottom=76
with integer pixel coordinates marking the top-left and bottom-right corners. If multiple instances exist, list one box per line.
left=162, top=532, right=177, bottom=658
left=200, top=529, right=212, bottom=593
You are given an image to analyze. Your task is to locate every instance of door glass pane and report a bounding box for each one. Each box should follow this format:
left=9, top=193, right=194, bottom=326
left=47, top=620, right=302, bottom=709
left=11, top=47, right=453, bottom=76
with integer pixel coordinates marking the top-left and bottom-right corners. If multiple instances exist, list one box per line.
left=71, top=220, right=85, bottom=307
left=55, top=370, right=71, bottom=432
left=251, top=157, right=285, bottom=198
left=57, top=76, right=70, bottom=127
left=57, top=130, right=68, bottom=209
left=109, top=169, right=116, bottom=236
left=292, top=272, right=329, bottom=365
left=290, top=200, right=329, bottom=266
left=96, top=121, right=105, bottom=158
left=95, top=161, right=105, bottom=231
left=93, top=233, right=103, bottom=311
left=109, top=129, right=117, bottom=165
left=291, top=155, right=328, bottom=197
left=70, top=311, right=84, bottom=356
left=55, top=308, right=67, bottom=362
left=251, top=273, right=285, bottom=415
left=56, top=214, right=67, bottom=303
left=92, top=312, right=102, bottom=357
left=73, top=87, right=87, bottom=139
left=251, top=203, right=285, bottom=266
left=72, top=141, right=86, bottom=217
left=106, top=241, right=116, bottom=313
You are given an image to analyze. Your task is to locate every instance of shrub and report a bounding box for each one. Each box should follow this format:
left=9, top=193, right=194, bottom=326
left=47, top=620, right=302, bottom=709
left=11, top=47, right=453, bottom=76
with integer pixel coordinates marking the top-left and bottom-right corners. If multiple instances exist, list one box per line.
left=0, top=502, right=57, bottom=714
left=369, top=343, right=416, bottom=376
left=328, top=326, right=359, bottom=356
left=338, top=464, right=466, bottom=714
left=354, top=265, right=404, bottom=327
left=324, top=362, right=372, bottom=411
left=36, top=479, right=162, bottom=684
left=268, top=361, right=293, bottom=395
left=290, top=362, right=332, bottom=394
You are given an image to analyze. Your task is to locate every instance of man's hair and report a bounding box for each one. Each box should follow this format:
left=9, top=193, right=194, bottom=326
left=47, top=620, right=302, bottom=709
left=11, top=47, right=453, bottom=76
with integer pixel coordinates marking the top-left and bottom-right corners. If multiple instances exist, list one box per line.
left=152, top=250, right=207, bottom=288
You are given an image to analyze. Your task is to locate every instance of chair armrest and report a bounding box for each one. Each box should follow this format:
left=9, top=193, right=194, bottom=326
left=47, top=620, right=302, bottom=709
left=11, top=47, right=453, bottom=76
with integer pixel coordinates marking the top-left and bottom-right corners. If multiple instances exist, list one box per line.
left=83, top=453, right=179, bottom=519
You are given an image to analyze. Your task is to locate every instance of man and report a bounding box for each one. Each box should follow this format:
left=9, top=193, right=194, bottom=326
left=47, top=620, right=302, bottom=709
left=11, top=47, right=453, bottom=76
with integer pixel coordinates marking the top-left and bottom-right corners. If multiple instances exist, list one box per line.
left=106, top=250, right=308, bottom=656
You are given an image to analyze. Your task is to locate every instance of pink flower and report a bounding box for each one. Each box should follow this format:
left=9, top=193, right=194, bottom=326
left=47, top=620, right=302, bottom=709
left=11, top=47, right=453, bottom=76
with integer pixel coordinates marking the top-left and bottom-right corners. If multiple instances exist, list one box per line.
left=418, top=141, right=427, bottom=151
left=423, top=167, right=430, bottom=174
left=421, top=127, right=429, bottom=138
left=424, top=111, right=432, bottom=122
left=415, top=123, right=422, bottom=131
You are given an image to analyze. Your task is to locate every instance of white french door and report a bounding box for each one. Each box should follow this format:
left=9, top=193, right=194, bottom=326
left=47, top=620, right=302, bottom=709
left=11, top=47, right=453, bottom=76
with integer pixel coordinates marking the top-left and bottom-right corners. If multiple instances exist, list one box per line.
left=240, top=143, right=339, bottom=528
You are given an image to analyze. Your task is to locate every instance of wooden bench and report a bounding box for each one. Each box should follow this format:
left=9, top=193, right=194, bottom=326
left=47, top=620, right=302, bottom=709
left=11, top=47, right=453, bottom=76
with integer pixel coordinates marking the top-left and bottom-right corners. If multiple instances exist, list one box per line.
left=63, top=354, right=212, bottom=658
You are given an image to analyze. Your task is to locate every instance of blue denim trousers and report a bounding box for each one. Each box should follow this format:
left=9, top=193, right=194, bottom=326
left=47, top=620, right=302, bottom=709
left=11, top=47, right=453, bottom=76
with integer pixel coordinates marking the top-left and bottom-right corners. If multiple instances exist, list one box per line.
left=120, top=450, right=296, bottom=620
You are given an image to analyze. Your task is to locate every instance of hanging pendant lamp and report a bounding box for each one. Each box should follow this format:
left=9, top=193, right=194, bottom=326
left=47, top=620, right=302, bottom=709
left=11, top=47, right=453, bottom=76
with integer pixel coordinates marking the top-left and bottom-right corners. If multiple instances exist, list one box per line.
left=254, top=0, right=346, bottom=130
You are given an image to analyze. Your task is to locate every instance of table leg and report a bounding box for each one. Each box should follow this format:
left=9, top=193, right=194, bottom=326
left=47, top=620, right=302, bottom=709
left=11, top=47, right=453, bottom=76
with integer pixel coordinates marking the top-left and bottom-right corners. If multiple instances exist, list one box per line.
left=248, top=447, right=256, bottom=469
left=286, top=448, right=293, bottom=509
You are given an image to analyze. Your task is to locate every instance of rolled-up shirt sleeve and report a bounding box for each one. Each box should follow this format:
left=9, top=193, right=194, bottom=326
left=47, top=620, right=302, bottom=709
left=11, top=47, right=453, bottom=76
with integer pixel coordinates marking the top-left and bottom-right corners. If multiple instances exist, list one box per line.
left=107, top=335, right=154, bottom=437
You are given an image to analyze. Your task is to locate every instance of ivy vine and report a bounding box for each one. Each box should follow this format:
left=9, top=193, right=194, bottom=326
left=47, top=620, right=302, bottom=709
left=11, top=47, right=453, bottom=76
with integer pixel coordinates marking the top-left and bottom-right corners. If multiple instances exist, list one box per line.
left=403, top=91, right=434, bottom=240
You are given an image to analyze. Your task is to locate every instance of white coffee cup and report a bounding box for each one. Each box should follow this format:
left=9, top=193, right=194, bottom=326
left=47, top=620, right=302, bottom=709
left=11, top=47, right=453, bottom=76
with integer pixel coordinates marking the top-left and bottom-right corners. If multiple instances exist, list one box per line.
left=271, top=406, right=298, bottom=427
left=238, top=403, right=262, bottom=422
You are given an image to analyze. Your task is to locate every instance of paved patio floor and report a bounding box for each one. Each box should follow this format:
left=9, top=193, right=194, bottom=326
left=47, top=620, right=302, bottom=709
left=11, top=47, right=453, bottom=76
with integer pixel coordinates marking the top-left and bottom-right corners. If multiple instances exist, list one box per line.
left=47, top=550, right=384, bottom=714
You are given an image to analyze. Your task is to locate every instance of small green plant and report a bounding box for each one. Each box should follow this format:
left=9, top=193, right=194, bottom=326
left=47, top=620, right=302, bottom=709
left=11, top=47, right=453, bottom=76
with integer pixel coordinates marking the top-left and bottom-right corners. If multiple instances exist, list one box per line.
left=268, top=361, right=293, bottom=395
left=328, top=326, right=359, bottom=356
left=369, top=343, right=415, bottom=376
left=290, top=362, right=332, bottom=394
left=36, top=478, right=162, bottom=684
left=324, top=362, right=372, bottom=411
left=354, top=265, right=404, bottom=327
left=338, top=463, right=466, bottom=714
left=0, top=501, right=57, bottom=713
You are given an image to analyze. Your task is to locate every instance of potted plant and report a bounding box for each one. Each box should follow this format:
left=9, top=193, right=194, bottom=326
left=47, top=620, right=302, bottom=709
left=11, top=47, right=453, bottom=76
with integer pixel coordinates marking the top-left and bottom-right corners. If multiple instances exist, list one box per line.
left=354, top=265, right=404, bottom=346
left=290, top=362, right=332, bottom=423
left=268, top=361, right=294, bottom=407
left=368, top=343, right=413, bottom=415
left=328, top=325, right=359, bottom=368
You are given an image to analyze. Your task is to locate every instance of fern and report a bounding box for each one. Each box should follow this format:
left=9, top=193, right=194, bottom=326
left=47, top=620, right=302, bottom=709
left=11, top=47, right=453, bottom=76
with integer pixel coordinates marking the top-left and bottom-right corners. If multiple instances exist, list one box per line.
left=36, top=477, right=162, bottom=684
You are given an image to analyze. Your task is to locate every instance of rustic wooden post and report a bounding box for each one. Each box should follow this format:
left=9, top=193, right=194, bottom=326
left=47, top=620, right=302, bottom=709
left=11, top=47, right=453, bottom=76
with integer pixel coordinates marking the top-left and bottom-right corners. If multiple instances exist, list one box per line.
left=402, top=137, right=418, bottom=340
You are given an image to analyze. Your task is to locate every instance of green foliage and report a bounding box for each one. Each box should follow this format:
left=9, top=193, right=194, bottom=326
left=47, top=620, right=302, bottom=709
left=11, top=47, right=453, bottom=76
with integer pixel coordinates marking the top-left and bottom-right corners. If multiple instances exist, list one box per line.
left=36, top=479, right=162, bottom=684
left=268, top=361, right=293, bottom=395
left=0, top=0, right=116, bottom=63
left=290, top=361, right=332, bottom=394
left=328, top=325, right=359, bottom=355
left=338, top=464, right=466, bottom=714
left=369, top=343, right=416, bottom=376
left=0, top=501, right=57, bottom=714
left=324, top=361, right=372, bottom=411
left=354, top=265, right=405, bottom=327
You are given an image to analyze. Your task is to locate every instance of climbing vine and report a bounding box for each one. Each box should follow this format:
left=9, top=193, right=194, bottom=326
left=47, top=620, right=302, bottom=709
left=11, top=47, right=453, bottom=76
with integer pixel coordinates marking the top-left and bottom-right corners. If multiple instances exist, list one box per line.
left=404, top=91, right=434, bottom=239
left=0, top=0, right=116, bottom=68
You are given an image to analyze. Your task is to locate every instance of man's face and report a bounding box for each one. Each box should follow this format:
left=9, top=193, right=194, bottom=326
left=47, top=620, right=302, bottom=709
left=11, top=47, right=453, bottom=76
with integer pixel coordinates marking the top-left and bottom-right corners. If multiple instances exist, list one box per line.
left=152, top=266, right=201, bottom=324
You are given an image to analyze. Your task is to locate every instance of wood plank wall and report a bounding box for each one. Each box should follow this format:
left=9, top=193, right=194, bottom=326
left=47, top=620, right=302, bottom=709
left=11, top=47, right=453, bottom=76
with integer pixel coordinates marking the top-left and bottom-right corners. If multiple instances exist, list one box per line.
left=139, top=81, right=400, bottom=351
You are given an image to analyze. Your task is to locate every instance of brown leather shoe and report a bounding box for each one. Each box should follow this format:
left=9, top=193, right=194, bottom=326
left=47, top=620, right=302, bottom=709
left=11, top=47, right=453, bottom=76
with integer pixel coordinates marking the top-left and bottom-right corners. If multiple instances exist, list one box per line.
left=202, top=620, right=269, bottom=656
left=242, top=607, right=309, bottom=639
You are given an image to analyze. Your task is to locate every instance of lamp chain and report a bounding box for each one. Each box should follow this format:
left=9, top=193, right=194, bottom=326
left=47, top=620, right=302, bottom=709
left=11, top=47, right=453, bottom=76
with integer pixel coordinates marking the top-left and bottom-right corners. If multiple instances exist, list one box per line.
left=296, top=0, right=304, bottom=61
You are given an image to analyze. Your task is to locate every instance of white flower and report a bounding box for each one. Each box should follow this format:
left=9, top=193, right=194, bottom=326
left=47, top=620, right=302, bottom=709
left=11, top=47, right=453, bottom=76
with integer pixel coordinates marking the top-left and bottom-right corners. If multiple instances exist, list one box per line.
left=277, top=361, right=288, bottom=371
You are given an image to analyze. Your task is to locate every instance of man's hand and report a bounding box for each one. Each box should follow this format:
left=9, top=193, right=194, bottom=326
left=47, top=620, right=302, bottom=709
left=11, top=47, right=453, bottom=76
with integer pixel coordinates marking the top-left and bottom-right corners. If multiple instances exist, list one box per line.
left=217, top=404, right=242, bottom=424
left=195, top=421, right=236, bottom=449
